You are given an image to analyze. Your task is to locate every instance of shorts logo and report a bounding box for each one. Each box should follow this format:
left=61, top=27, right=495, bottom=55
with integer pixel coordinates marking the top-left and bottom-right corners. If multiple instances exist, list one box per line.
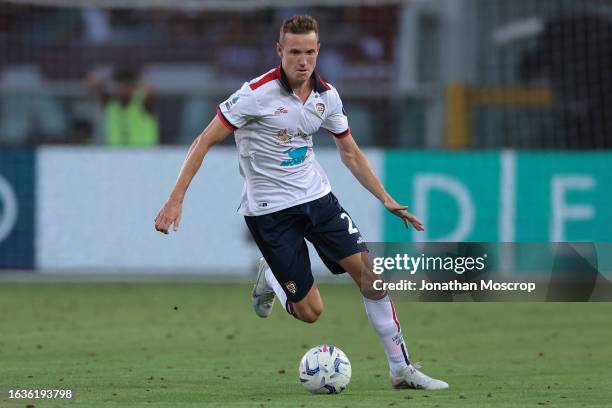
left=285, top=281, right=297, bottom=294
left=315, top=103, right=325, bottom=116
left=274, top=106, right=288, bottom=115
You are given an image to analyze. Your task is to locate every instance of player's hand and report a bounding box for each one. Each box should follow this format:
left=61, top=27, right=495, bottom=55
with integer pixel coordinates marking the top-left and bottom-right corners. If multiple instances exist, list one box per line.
left=154, top=200, right=182, bottom=235
left=383, top=199, right=424, bottom=231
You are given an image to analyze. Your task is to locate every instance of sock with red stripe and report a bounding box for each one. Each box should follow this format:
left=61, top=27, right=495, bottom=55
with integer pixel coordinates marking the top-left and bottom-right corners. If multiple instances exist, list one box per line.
left=264, top=267, right=292, bottom=315
left=363, top=294, right=411, bottom=376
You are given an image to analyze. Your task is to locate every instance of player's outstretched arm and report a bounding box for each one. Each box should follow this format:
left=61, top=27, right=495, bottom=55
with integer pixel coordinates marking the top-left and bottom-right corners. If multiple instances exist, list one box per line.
left=154, top=116, right=231, bottom=234
left=334, top=134, right=424, bottom=231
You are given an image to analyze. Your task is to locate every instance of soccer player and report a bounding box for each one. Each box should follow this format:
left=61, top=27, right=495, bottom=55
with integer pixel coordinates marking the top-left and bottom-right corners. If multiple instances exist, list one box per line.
left=155, top=15, right=448, bottom=390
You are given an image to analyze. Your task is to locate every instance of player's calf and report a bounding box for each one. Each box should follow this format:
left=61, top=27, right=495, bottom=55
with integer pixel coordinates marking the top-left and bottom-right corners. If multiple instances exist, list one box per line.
left=338, top=252, right=385, bottom=299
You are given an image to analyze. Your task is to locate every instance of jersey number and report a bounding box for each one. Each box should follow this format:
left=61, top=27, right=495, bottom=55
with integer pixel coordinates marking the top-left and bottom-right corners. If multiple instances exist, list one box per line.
left=340, top=213, right=359, bottom=234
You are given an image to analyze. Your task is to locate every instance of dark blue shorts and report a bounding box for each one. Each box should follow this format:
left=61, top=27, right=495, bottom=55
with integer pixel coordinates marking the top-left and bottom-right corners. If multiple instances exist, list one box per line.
left=244, top=192, right=368, bottom=303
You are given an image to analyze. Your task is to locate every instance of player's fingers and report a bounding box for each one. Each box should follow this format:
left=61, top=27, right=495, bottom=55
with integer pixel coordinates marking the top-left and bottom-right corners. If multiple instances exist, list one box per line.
left=158, top=217, right=171, bottom=233
left=412, top=221, right=424, bottom=231
left=165, top=217, right=174, bottom=230
left=154, top=209, right=166, bottom=227
left=410, top=217, right=424, bottom=231
left=399, top=211, right=424, bottom=231
left=173, top=213, right=181, bottom=231
left=410, top=214, right=423, bottom=226
left=396, top=212, right=411, bottom=228
left=156, top=206, right=167, bottom=219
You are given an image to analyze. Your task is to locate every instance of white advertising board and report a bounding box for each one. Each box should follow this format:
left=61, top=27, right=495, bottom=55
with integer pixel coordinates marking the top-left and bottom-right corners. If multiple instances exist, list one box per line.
left=36, top=146, right=382, bottom=275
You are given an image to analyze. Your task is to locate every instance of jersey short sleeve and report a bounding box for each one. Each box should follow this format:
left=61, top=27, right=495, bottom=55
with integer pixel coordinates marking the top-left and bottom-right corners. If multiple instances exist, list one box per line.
left=321, top=88, right=350, bottom=138
left=217, top=83, right=260, bottom=130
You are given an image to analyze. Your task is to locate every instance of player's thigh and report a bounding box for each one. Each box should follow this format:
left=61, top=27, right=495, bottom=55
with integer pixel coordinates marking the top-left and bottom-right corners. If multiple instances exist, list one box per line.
left=312, top=243, right=346, bottom=275
left=305, top=193, right=368, bottom=271
left=244, top=213, right=315, bottom=303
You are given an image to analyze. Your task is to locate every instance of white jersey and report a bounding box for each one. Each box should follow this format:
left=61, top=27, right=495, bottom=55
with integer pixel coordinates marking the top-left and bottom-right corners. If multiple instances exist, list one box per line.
left=217, top=66, right=350, bottom=216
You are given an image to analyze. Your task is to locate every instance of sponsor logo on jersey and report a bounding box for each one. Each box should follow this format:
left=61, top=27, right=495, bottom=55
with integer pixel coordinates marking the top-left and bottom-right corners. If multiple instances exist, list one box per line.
left=224, top=96, right=240, bottom=110
left=285, top=281, right=297, bottom=294
left=280, top=146, right=309, bottom=167
left=274, top=106, right=288, bottom=115
left=315, top=103, right=325, bottom=116
left=276, top=128, right=292, bottom=145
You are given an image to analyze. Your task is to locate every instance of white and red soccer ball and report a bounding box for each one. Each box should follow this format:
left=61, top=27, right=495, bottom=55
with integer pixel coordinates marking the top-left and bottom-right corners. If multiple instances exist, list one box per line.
left=298, top=344, right=351, bottom=394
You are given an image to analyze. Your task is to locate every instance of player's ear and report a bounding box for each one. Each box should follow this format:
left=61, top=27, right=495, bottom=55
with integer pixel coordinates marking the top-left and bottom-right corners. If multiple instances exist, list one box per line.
left=276, top=42, right=283, bottom=58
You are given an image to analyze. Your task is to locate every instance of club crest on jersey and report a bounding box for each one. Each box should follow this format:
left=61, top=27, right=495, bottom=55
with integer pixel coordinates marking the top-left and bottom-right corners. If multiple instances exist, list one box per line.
left=274, top=106, right=288, bottom=115
left=284, top=281, right=297, bottom=294
left=276, top=128, right=292, bottom=145
left=315, top=103, right=325, bottom=116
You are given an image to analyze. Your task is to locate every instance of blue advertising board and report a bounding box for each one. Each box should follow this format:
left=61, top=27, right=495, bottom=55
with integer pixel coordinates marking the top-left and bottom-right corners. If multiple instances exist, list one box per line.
left=0, top=150, right=35, bottom=269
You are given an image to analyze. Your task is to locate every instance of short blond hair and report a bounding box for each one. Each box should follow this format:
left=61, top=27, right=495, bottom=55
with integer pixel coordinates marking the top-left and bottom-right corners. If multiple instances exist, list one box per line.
left=279, top=15, right=319, bottom=43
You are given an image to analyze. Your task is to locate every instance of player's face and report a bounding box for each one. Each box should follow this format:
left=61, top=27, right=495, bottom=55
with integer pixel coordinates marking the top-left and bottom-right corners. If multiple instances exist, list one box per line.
left=277, top=31, right=320, bottom=86
left=117, top=81, right=135, bottom=99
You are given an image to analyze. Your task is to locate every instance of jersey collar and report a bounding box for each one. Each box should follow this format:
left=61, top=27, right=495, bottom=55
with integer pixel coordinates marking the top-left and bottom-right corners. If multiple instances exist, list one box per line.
left=277, top=65, right=331, bottom=95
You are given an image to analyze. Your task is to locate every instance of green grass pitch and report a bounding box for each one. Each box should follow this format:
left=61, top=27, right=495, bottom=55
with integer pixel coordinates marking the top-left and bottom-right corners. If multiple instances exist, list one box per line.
left=0, top=282, right=610, bottom=407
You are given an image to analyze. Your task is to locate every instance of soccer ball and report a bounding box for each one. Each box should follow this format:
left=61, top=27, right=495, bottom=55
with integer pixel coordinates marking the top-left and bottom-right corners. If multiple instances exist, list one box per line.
left=298, top=344, right=351, bottom=394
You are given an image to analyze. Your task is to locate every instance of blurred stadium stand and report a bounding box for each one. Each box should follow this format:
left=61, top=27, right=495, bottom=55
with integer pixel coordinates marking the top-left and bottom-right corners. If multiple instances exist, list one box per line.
left=0, top=0, right=611, bottom=148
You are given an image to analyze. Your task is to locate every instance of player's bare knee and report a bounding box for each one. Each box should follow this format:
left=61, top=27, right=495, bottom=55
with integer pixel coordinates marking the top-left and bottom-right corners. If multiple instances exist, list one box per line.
left=304, top=309, right=321, bottom=324
left=311, top=301, right=323, bottom=318
left=298, top=305, right=322, bottom=324
left=294, top=309, right=315, bottom=323
left=301, top=313, right=318, bottom=324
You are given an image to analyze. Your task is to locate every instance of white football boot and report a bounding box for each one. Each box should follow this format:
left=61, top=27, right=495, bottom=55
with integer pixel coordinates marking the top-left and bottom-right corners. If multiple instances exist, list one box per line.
left=251, top=257, right=275, bottom=318
left=390, top=363, right=449, bottom=390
